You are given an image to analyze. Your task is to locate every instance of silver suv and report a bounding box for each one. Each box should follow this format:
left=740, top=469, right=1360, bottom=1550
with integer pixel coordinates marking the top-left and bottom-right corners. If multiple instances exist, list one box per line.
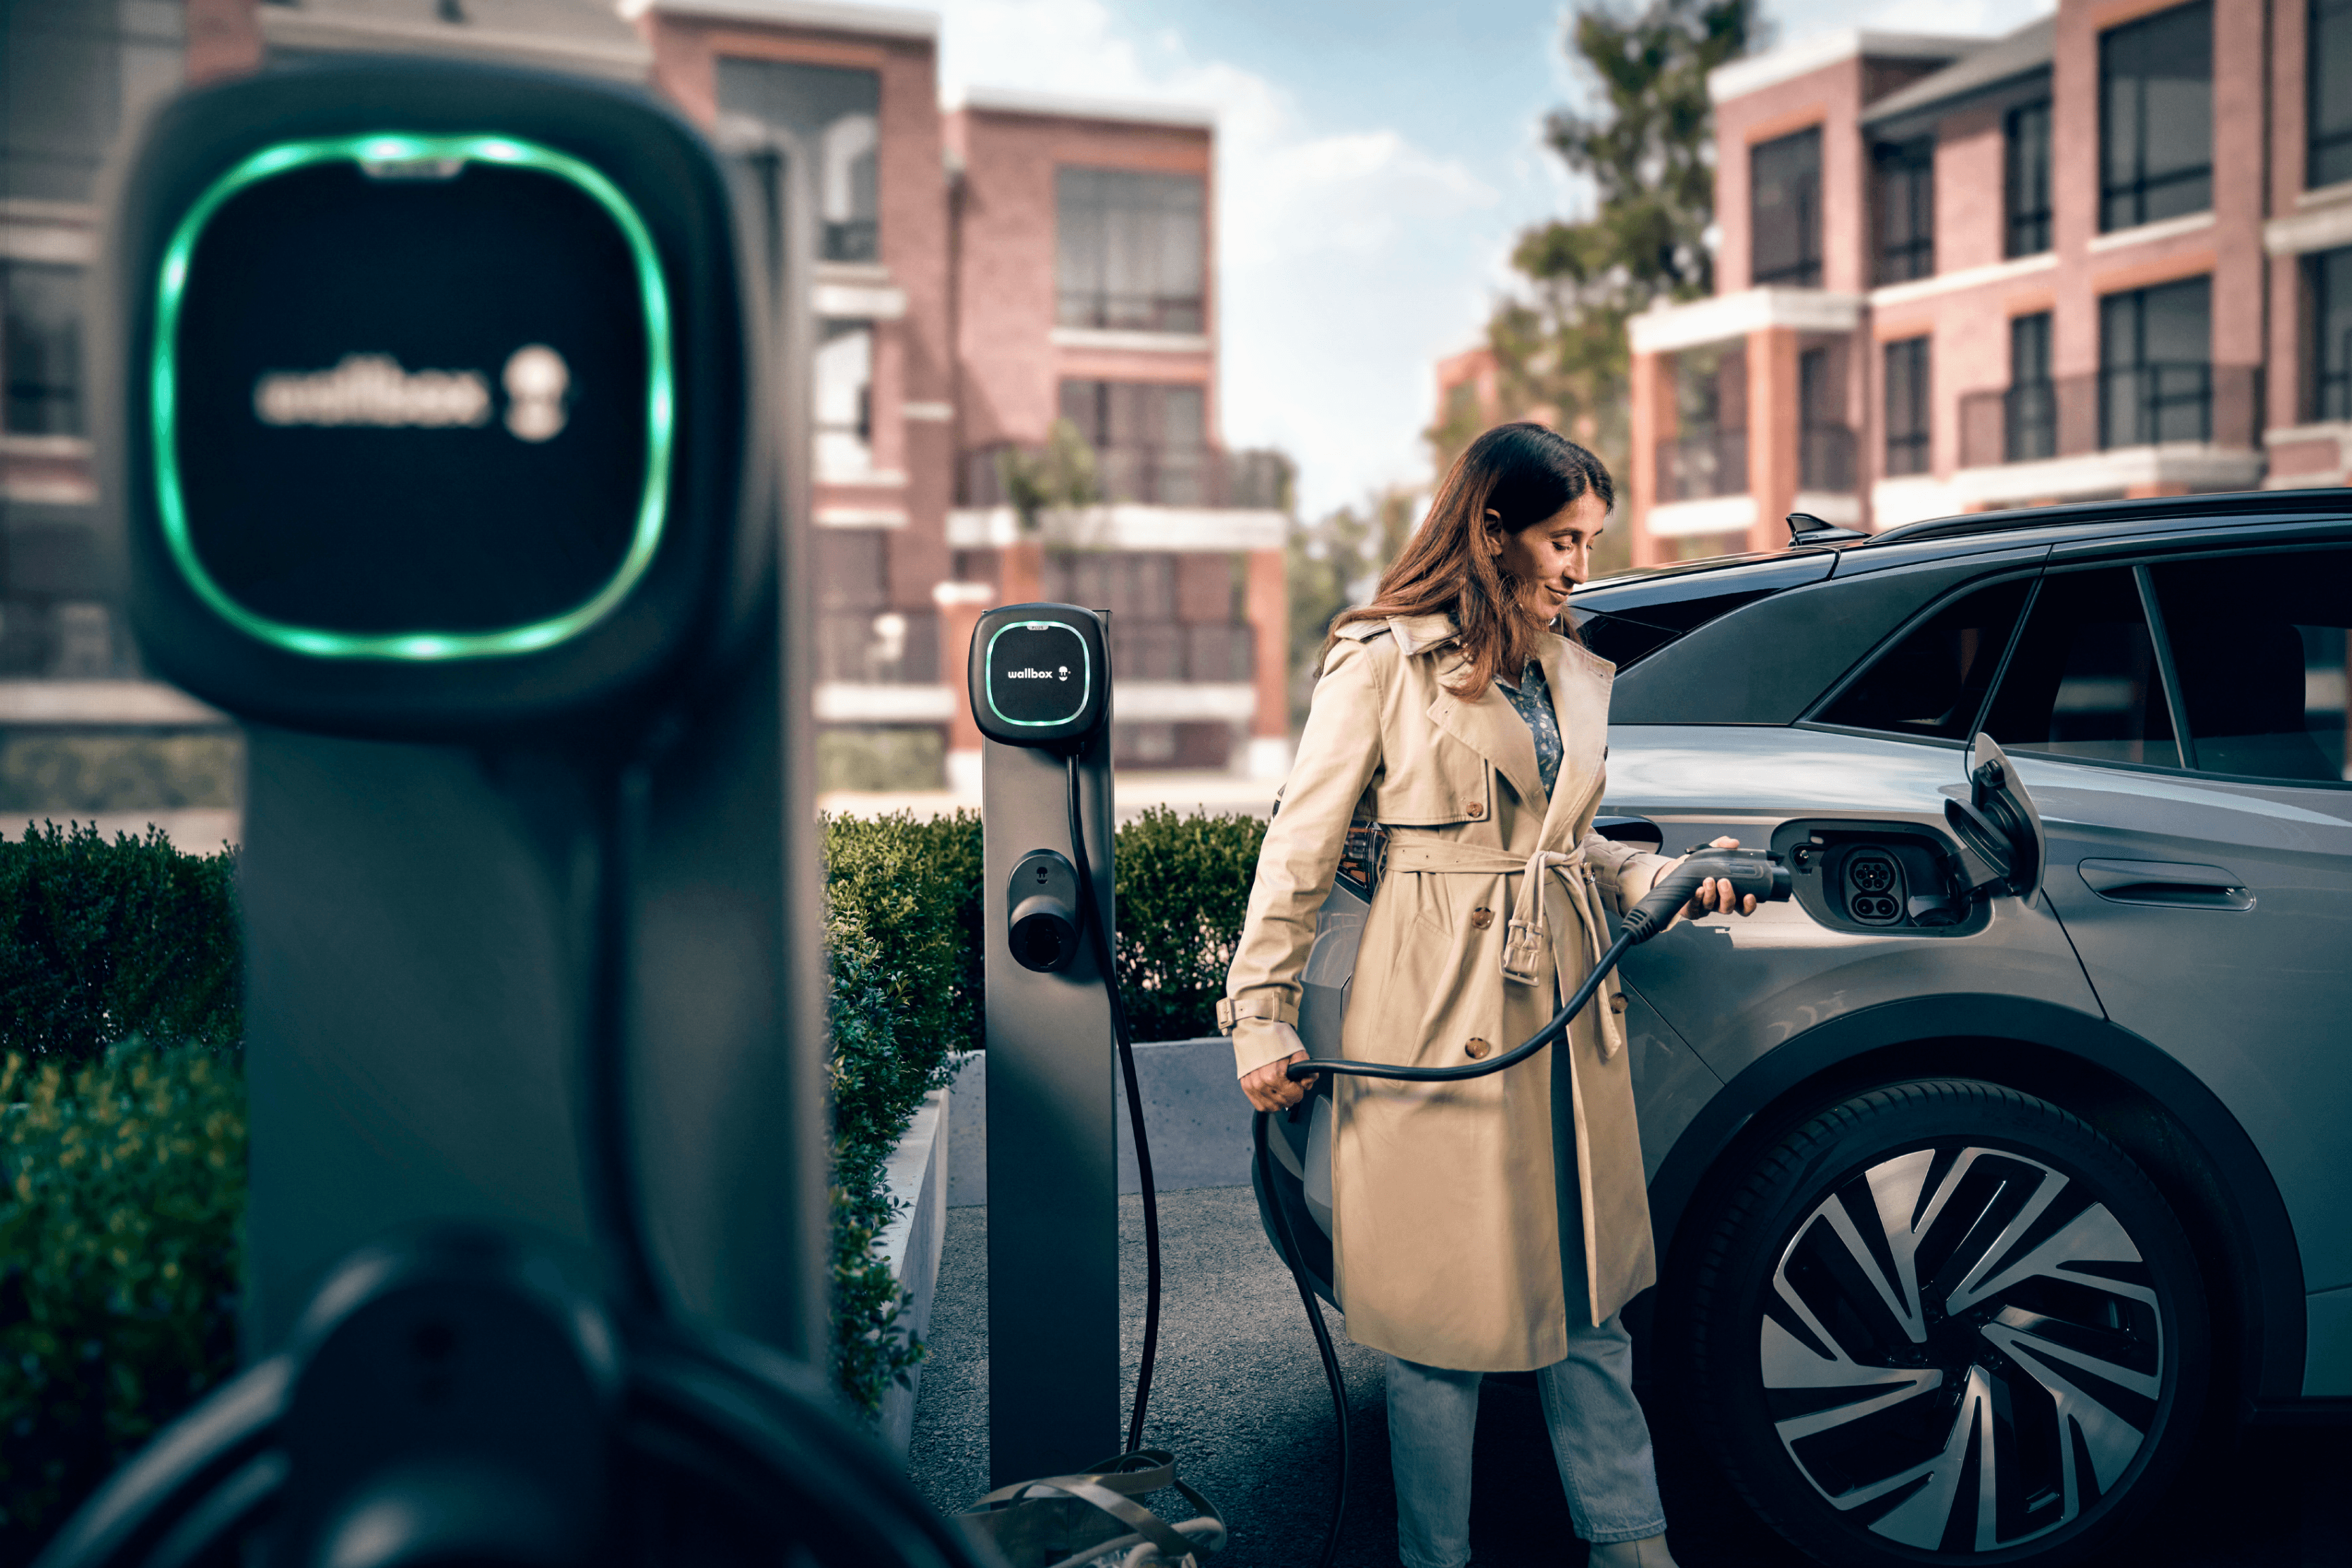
left=1257, top=492, right=2352, bottom=1568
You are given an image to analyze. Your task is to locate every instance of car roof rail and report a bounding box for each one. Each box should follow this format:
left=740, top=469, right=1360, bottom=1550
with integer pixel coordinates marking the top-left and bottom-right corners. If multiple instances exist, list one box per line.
left=1867, top=487, right=2352, bottom=546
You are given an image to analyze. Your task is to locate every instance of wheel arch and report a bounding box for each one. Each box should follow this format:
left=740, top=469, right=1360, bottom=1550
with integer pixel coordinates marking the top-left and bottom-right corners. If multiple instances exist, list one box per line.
left=1644, top=994, right=2307, bottom=1413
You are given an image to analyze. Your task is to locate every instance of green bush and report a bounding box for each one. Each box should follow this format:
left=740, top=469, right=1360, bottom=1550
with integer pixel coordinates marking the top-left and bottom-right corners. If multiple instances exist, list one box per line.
left=1112, top=807, right=1265, bottom=1042
left=0, top=823, right=242, bottom=1064
left=819, top=811, right=977, bottom=1415
left=0, top=1046, right=245, bottom=1559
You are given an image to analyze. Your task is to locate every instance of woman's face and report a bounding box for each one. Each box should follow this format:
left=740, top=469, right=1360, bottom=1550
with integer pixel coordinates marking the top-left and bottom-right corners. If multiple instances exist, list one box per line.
left=1490, top=491, right=1608, bottom=622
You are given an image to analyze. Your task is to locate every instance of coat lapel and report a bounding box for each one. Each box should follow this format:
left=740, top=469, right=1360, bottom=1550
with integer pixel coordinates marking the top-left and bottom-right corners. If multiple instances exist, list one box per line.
left=1535, top=632, right=1612, bottom=850
left=1412, top=644, right=1546, bottom=811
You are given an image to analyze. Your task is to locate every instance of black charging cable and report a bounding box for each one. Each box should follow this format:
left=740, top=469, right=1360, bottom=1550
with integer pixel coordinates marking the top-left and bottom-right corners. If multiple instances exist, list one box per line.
left=585, top=757, right=668, bottom=1320
left=1254, top=847, right=1791, bottom=1568
left=1063, top=752, right=1163, bottom=1456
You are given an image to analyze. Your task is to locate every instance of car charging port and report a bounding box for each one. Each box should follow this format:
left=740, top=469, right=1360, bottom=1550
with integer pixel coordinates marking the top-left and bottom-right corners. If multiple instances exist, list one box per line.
left=1770, top=820, right=1984, bottom=937
left=1842, top=848, right=1905, bottom=925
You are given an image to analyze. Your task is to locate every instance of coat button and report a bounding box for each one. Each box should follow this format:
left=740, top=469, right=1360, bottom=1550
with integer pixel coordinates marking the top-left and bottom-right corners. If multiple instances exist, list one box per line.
left=1610, top=992, right=1628, bottom=1014
left=1464, top=1038, right=1491, bottom=1060
left=1470, top=907, right=1493, bottom=929
left=1465, top=800, right=1485, bottom=818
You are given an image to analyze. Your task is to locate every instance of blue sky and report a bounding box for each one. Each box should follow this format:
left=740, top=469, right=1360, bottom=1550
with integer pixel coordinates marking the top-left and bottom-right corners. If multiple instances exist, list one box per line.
left=930, top=0, right=2054, bottom=516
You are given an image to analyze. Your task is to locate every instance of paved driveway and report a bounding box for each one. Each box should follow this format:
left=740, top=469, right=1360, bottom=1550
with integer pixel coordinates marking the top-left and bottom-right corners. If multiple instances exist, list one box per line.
left=907, top=1189, right=2351, bottom=1567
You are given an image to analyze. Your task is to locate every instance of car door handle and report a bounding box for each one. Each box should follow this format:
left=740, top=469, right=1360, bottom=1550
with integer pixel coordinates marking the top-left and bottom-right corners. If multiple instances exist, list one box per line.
left=2077, top=859, right=2254, bottom=911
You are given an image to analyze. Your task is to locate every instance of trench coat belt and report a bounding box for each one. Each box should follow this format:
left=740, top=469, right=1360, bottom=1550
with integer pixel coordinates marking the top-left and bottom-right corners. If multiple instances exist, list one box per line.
left=1381, top=837, right=1627, bottom=1061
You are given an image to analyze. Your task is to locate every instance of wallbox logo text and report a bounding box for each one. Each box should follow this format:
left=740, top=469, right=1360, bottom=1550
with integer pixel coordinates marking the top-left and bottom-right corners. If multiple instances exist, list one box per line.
left=254, top=345, right=572, bottom=440
left=1004, top=665, right=1073, bottom=681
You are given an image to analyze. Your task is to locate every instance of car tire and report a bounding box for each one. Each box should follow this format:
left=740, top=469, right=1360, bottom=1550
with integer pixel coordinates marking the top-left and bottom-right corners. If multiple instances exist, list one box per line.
left=1685, top=1079, right=2209, bottom=1567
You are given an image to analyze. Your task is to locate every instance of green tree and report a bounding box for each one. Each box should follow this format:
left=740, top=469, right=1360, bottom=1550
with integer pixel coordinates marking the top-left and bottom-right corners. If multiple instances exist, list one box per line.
left=997, top=418, right=1101, bottom=530
left=1285, top=489, right=1419, bottom=722
left=1431, top=0, right=1757, bottom=501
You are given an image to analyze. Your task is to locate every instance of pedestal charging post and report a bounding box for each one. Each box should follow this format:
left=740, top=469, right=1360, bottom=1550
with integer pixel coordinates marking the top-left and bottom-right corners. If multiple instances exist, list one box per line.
left=97, top=57, right=824, bottom=1358
left=967, top=605, right=1119, bottom=1485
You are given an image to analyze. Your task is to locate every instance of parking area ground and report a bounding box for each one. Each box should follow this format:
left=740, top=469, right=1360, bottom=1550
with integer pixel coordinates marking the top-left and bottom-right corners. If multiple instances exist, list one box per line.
left=907, top=1189, right=2352, bottom=1568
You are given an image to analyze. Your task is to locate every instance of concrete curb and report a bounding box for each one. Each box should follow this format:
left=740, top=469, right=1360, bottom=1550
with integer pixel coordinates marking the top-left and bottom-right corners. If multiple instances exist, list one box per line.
left=874, top=1084, right=949, bottom=1458
left=945, top=1036, right=1250, bottom=1208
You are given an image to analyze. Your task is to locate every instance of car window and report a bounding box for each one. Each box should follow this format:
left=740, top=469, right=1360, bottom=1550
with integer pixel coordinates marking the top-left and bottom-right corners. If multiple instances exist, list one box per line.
left=1811, top=577, right=2031, bottom=740
left=2149, top=547, right=2351, bottom=784
left=1983, top=566, right=2182, bottom=767
left=1571, top=588, right=1776, bottom=671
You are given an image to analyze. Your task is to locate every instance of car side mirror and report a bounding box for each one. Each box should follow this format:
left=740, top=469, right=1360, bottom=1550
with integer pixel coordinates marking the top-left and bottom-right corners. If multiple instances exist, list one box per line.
left=1944, top=733, right=2047, bottom=903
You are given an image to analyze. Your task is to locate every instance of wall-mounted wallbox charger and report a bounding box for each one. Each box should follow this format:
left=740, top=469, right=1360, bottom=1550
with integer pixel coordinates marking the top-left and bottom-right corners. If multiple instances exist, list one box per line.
left=102, top=58, right=762, bottom=740
left=969, top=604, right=1109, bottom=750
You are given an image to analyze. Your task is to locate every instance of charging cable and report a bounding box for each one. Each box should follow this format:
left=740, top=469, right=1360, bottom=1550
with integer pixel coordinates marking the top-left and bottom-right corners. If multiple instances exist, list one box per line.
left=1064, top=752, right=1164, bottom=1457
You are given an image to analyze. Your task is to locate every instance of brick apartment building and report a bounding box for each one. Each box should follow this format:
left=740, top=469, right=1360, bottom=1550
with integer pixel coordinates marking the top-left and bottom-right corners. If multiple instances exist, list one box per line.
left=0, top=0, right=1289, bottom=818
left=1599, top=0, right=2352, bottom=565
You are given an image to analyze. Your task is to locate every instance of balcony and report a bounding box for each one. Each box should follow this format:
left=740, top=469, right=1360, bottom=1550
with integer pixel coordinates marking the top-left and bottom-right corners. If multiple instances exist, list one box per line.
left=1952, top=364, right=2265, bottom=506
left=1055, top=290, right=1204, bottom=335
left=960, top=443, right=1288, bottom=510
left=1658, top=428, right=1749, bottom=501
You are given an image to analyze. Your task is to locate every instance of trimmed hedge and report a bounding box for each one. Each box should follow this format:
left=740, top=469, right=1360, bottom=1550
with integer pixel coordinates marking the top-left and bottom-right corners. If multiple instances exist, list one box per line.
left=1112, top=807, right=1265, bottom=1043
left=819, top=811, right=978, bottom=1414
left=0, top=823, right=241, bottom=1064
left=0, top=1046, right=245, bottom=1560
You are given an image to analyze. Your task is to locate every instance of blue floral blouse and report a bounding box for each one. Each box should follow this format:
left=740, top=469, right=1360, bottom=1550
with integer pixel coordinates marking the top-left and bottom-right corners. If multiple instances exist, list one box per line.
left=1497, top=660, right=1562, bottom=803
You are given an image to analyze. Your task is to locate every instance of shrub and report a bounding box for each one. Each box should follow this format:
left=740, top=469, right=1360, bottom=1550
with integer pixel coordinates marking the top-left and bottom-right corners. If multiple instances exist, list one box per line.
left=1113, top=807, right=1265, bottom=1041
left=0, top=1046, right=245, bottom=1559
left=0, top=823, right=241, bottom=1065
left=819, top=811, right=975, bottom=1415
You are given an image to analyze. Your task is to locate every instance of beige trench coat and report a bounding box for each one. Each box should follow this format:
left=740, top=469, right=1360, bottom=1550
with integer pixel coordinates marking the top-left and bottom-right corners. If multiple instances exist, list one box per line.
left=1225, top=613, right=1679, bottom=1372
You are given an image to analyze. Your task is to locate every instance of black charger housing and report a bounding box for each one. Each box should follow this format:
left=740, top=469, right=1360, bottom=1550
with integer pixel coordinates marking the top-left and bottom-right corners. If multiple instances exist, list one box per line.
left=98, top=58, right=765, bottom=742
left=968, top=603, right=1111, bottom=750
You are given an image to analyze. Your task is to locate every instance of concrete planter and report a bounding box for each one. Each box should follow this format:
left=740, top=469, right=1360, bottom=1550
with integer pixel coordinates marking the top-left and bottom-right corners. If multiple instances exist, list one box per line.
left=874, top=1084, right=950, bottom=1458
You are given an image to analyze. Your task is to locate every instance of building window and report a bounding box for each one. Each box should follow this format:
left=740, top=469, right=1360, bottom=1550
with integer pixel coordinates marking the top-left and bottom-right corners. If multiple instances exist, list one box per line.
left=1058, top=379, right=1208, bottom=503
left=2099, top=0, right=2213, bottom=232
left=1, top=260, right=83, bottom=437
left=2006, top=101, right=2054, bottom=256
left=2313, top=0, right=2352, bottom=188
left=814, top=320, right=874, bottom=482
left=715, top=58, right=880, bottom=263
left=1799, top=346, right=1855, bottom=491
left=1751, top=127, right=1823, bottom=287
left=2100, top=276, right=2212, bottom=446
left=2008, top=311, right=2055, bottom=461
left=2309, top=247, right=2352, bottom=420
left=1874, top=138, right=1934, bottom=285
left=1884, top=336, right=1931, bottom=477
left=1056, top=168, right=1205, bottom=334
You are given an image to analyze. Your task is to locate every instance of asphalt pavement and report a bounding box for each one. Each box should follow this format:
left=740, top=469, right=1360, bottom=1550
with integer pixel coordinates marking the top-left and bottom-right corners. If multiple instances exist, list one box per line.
left=905, top=1188, right=2351, bottom=1568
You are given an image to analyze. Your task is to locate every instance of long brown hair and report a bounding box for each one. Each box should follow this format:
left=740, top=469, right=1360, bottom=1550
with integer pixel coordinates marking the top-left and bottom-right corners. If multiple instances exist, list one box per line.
left=1330, top=423, right=1614, bottom=700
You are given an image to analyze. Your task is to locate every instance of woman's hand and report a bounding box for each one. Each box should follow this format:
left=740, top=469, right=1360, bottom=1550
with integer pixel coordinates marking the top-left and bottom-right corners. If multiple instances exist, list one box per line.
left=1241, top=1043, right=1317, bottom=1112
left=1687, top=835, right=1760, bottom=918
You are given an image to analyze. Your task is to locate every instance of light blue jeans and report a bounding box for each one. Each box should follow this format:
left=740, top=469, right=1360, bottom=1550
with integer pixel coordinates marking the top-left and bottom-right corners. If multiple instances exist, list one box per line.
left=1386, top=1315, right=1666, bottom=1566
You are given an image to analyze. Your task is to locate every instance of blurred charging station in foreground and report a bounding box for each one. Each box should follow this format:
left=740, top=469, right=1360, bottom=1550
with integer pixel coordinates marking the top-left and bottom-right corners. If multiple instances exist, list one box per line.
left=39, top=55, right=983, bottom=1568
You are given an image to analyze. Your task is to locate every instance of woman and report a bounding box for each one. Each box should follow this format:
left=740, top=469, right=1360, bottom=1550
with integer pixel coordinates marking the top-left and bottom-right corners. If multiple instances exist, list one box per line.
left=1222, top=425, right=1754, bottom=1568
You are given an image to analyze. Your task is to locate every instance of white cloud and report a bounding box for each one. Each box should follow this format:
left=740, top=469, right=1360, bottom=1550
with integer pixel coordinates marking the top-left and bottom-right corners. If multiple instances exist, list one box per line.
left=933, top=0, right=1506, bottom=515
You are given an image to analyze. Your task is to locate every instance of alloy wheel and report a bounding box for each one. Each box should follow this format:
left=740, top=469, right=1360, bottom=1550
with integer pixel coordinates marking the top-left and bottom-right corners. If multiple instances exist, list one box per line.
left=1763, top=1143, right=2164, bottom=1553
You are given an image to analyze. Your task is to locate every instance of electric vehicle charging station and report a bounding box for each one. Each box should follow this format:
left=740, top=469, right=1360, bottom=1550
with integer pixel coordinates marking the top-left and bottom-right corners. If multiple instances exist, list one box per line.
left=39, top=56, right=988, bottom=1568
left=966, top=604, right=1127, bottom=1486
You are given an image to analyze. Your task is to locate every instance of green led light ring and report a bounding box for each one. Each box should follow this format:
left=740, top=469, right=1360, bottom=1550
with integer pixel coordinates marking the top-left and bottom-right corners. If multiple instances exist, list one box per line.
left=985, top=620, right=1092, bottom=727
left=151, top=134, right=675, bottom=662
